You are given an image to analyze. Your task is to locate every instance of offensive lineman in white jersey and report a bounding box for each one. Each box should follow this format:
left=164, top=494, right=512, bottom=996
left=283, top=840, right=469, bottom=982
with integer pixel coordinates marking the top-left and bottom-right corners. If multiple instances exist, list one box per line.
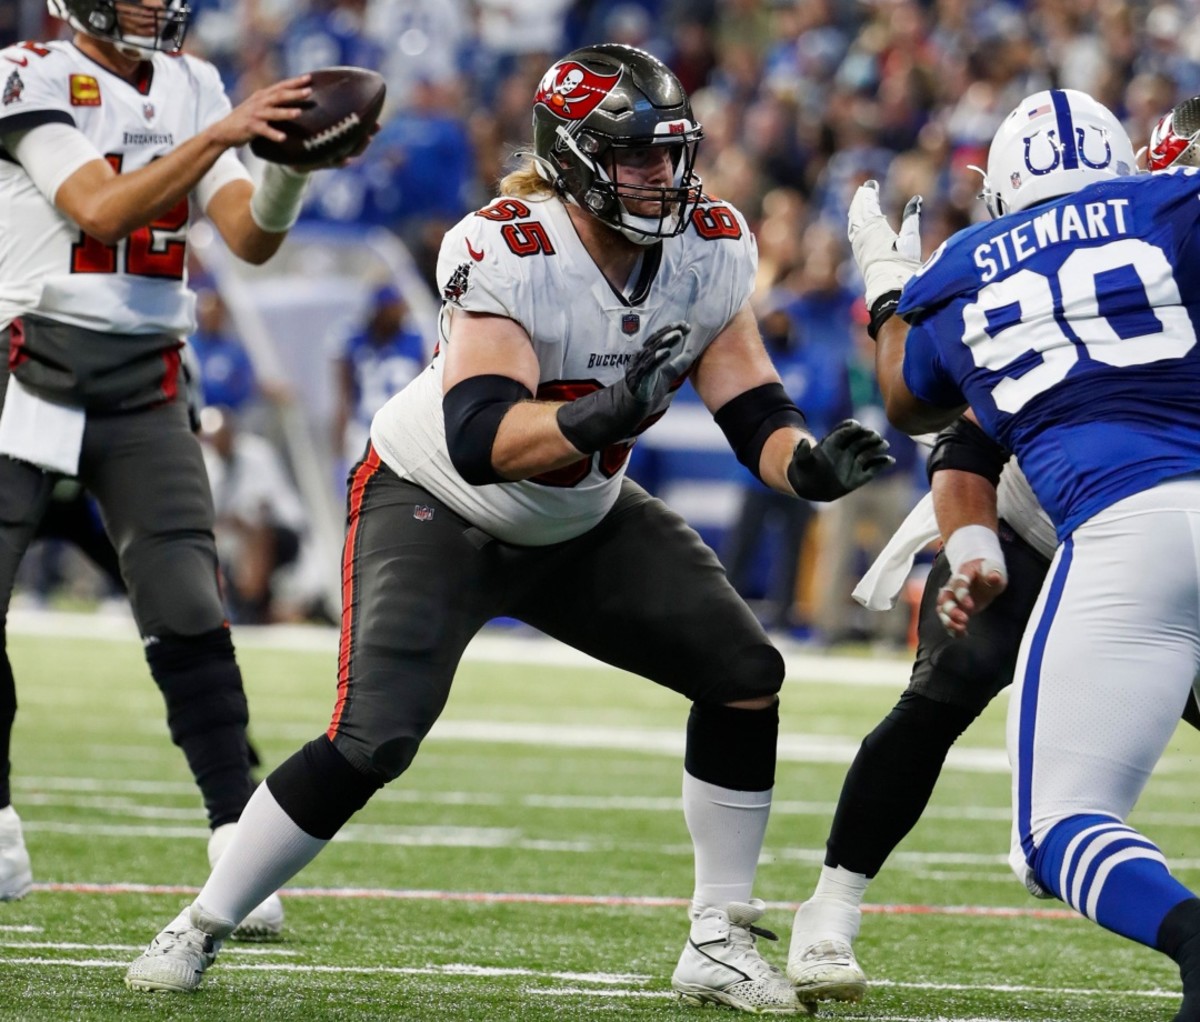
left=126, top=43, right=893, bottom=1012
left=0, top=0, right=368, bottom=935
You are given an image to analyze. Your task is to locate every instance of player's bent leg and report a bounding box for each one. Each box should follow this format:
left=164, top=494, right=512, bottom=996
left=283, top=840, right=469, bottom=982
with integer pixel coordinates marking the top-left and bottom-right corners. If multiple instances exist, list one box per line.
left=127, top=737, right=384, bottom=992
left=1022, top=813, right=1195, bottom=946
left=788, top=693, right=976, bottom=1000
left=791, top=534, right=1048, bottom=1000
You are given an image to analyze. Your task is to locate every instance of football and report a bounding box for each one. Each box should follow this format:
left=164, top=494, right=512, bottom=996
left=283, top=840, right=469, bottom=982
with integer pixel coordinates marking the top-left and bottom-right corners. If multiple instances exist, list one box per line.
left=250, top=66, right=386, bottom=168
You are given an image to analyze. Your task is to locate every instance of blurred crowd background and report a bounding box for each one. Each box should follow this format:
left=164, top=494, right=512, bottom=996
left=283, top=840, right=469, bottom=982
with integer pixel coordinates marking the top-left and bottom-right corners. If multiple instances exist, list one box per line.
left=5, top=0, right=1200, bottom=644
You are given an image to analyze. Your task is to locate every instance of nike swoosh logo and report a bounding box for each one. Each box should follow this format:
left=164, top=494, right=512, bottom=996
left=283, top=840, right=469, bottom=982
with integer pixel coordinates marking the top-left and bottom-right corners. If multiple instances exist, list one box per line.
left=466, top=240, right=485, bottom=262
left=5, top=56, right=29, bottom=66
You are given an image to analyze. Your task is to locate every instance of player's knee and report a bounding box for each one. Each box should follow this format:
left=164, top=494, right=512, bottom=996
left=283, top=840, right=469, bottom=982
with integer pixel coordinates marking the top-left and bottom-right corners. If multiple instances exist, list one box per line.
left=703, top=641, right=784, bottom=704
left=267, top=736, right=384, bottom=840
left=124, top=539, right=226, bottom=635
left=144, top=628, right=249, bottom=743
left=371, top=735, right=424, bottom=781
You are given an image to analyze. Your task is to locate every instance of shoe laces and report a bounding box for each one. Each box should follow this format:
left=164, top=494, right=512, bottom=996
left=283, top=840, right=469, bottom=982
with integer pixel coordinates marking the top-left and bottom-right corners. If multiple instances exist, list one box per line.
left=725, top=918, right=786, bottom=978
left=149, top=926, right=213, bottom=958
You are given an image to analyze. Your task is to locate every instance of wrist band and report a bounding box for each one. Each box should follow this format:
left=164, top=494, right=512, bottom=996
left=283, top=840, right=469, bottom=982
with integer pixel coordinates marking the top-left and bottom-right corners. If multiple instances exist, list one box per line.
left=249, top=162, right=310, bottom=233
left=944, top=524, right=1005, bottom=574
left=867, top=290, right=903, bottom=341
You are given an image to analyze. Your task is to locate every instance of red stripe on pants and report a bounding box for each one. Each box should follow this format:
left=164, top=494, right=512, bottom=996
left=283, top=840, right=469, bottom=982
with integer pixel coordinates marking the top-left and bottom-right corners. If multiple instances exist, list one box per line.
left=328, top=444, right=383, bottom=738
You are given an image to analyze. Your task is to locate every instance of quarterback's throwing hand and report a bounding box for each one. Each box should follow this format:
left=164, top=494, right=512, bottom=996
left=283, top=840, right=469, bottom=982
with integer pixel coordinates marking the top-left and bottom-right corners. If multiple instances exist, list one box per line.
left=557, top=322, right=693, bottom=454
left=847, top=180, right=923, bottom=314
left=786, top=419, right=894, bottom=502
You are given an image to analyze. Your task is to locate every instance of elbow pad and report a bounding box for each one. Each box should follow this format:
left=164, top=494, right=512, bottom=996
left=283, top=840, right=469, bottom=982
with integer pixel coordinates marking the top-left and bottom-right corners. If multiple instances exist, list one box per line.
left=926, top=416, right=1009, bottom=486
left=714, top=383, right=807, bottom=482
left=443, top=375, right=532, bottom=485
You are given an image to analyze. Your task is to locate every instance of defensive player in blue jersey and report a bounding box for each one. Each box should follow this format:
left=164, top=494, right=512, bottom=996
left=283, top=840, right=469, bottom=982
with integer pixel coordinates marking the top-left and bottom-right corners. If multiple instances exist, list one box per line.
left=851, top=88, right=1200, bottom=1022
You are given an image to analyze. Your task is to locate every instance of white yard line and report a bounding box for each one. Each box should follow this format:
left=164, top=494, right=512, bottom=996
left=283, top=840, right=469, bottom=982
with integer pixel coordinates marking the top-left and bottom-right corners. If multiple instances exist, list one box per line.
left=7, top=608, right=910, bottom=687
left=23, top=880, right=1085, bottom=920
left=0, top=951, right=1179, bottom=1012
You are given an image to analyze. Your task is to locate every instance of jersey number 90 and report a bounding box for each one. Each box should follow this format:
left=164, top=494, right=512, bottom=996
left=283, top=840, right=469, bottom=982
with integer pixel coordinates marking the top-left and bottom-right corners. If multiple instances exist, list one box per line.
left=963, top=238, right=1196, bottom=413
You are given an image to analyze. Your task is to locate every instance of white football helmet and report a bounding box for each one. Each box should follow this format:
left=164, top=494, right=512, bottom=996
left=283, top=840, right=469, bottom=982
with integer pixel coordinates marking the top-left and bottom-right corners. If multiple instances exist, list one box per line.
left=978, top=89, right=1137, bottom=219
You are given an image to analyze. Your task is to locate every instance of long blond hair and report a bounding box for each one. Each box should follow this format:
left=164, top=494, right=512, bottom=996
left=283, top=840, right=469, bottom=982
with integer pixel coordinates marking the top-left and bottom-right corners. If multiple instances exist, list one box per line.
left=498, top=155, right=558, bottom=201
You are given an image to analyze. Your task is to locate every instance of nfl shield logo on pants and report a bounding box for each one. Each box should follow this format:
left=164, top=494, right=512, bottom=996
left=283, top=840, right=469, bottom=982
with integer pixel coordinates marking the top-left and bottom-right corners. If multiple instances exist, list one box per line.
left=621, top=313, right=640, bottom=335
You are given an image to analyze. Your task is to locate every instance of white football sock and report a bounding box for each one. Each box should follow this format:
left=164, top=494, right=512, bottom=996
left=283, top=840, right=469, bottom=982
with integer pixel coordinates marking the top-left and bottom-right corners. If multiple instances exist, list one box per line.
left=682, top=771, right=772, bottom=917
left=193, top=783, right=327, bottom=932
left=812, top=863, right=871, bottom=906
left=793, top=865, right=871, bottom=944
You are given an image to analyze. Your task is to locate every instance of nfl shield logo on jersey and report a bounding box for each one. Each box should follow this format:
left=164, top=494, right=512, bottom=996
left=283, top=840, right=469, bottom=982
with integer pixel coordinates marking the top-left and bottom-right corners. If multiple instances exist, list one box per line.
left=413, top=505, right=435, bottom=522
left=621, top=313, right=640, bottom=335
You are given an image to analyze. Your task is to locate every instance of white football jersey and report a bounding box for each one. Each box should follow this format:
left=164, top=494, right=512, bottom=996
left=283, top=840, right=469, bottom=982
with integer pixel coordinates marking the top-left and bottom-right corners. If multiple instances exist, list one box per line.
left=371, top=192, right=757, bottom=545
left=997, top=458, right=1056, bottom=560
left=0, top=40, right=243, bottom=335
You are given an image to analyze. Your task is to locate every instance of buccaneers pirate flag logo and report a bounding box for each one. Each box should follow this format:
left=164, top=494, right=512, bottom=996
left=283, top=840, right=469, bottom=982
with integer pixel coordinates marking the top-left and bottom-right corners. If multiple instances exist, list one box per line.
left=534, top=60, right=621, bottom=121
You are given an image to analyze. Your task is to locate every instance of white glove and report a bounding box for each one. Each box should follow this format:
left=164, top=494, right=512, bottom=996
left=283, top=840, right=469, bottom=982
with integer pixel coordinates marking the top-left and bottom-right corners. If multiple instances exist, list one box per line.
left=847, top=180, right=923, bottom=312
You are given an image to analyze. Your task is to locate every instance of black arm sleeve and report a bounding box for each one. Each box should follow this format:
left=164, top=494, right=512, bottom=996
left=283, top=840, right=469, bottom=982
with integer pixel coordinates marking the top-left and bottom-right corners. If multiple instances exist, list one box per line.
left=713, top=383, right=807, bottom=482
left=926, top=416, right=1010, bottom=486
left=443, top=374, right=533, bottom=486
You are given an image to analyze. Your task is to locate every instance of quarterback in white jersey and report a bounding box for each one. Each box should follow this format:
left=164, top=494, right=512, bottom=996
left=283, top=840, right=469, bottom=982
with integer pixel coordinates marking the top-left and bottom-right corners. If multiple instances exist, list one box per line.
left=0, top=37, right=247, bottom=335
left=0, top=0, right=373, bottom=938
left=126, top=43, right=892, bottom=1012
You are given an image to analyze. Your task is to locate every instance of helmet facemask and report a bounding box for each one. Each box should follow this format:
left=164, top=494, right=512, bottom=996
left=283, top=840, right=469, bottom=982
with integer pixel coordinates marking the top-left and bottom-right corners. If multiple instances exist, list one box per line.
left=532, top=44, right=704, bottom=246
left=47, top=0, right=192, bottom=58
left=547, top=123, right=702, bottom=244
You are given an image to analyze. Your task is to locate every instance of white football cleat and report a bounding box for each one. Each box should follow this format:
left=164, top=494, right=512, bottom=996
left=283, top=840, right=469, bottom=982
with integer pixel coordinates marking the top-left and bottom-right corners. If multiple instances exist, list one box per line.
left=0, top=805, right=32, bottom=901
left=207, top=822, right=284, bottom=940
left=672, top=899, right=812, bottom=1015
left=788, top=938, right=867, bottom=1002
left=125, top=906, right=223, bottom=993
left=787, top=899, right=867, bottom=1002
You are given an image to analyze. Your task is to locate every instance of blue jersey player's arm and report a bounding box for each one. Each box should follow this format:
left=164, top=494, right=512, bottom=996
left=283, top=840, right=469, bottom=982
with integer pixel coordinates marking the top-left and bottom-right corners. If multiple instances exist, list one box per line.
left=874, top=316, right=967, bottom=434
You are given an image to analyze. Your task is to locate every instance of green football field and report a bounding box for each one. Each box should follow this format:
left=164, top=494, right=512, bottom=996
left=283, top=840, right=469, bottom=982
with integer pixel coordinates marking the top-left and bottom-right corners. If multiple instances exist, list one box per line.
left=1, top=610, right=1196, bottom=1022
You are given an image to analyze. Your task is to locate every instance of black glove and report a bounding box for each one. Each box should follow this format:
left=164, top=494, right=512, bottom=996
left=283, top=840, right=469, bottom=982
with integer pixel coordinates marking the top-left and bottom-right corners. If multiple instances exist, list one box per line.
left=786, top=419, right=895, bottom=502
left=557, top=321, right=693, bottom=454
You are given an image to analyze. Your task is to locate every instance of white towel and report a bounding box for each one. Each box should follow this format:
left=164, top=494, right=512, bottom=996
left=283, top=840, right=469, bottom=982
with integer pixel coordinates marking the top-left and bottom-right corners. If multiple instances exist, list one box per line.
left=0, top=376, right=85, bottom=475
left=852, top=492, right=940, bottom=611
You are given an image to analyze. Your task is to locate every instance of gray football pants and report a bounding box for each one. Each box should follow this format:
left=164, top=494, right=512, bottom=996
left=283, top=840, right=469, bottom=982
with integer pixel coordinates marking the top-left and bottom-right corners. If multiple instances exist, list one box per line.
left=0, top=394, right=226, bottom=637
